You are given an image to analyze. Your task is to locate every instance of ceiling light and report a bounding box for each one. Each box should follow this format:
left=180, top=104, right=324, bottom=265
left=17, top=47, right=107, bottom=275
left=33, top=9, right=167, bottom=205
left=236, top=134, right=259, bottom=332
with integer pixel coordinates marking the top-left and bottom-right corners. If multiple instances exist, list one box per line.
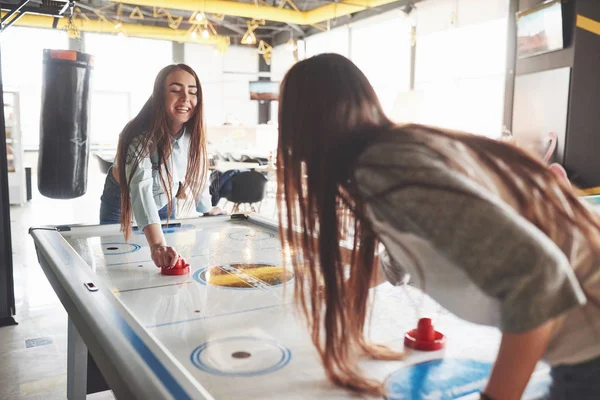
left=243, top=34, right=256, bottom=45
left=191, top=31, right=197, bottom=39
left=202, top=28, right=209, bottom=39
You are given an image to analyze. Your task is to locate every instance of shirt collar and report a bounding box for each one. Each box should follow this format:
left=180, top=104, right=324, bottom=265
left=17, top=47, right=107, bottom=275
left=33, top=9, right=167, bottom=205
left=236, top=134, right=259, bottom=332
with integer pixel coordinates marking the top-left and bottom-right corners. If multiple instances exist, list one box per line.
left=170, top=126, right=186, bottom=146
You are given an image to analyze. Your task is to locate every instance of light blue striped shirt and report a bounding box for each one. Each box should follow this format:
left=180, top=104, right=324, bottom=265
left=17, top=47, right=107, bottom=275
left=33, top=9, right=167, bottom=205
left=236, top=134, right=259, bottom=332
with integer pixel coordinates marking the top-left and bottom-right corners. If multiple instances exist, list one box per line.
left=116, top=127, right=212, bottom=230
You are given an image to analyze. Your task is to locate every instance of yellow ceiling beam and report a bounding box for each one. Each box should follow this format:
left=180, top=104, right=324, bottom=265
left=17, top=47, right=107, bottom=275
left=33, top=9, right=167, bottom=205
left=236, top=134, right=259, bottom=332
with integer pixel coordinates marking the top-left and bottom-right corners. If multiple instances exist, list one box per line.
left=119, top=0, right=304, bottom=25
left=303, top=0, right=404, bottom=24
left=112, top=0, right=400, bottom=25
left=304, top=3, right=363, bottom=24
left=1, top=12, right=229, bottom=46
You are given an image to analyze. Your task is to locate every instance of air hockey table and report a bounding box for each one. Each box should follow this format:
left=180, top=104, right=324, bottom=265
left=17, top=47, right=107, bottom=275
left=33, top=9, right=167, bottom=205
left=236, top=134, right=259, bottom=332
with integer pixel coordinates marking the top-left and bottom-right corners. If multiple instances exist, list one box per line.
left=30, top=214, right=551, bottom=400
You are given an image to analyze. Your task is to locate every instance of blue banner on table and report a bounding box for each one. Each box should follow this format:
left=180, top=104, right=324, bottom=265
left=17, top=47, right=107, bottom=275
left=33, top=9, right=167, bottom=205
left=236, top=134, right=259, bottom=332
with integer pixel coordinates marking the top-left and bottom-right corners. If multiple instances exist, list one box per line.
left=385, top=358, right=551, bottom=400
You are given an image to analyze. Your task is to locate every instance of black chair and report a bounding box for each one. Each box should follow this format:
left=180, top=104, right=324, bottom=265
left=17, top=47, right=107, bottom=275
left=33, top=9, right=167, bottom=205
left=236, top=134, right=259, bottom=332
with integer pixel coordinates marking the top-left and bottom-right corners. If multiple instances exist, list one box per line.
left=93, top=153, right=113, bottom=174
left=224, top=170, right=268, bottom=213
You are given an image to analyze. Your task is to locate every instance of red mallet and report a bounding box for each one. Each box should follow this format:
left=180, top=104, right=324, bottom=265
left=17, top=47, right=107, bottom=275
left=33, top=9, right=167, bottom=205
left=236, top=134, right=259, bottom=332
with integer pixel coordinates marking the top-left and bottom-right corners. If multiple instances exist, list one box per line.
left=404, top=317, right=446, bottom=351
left=161, top=256, right=190, bottom=276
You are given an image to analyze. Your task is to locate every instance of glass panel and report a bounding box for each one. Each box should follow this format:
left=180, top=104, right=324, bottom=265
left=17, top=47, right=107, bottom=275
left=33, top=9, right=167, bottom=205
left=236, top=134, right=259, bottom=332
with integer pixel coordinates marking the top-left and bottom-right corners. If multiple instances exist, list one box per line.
left=351, top=16, right=412, bottom=113
left=413, top=17, right=508, bottom=137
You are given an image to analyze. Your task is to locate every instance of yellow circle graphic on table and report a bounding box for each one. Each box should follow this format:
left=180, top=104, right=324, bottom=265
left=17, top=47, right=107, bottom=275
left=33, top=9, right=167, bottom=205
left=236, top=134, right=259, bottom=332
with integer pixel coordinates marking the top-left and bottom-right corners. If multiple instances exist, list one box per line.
left=203, top=264, right=294, bottom=288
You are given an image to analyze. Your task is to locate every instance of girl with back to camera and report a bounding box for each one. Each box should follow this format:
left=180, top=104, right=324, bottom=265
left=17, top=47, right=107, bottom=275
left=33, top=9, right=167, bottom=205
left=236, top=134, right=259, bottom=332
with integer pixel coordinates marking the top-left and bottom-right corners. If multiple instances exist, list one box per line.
left=100, top=64, right=221, bottom=269
left=277, top=53, right=600, bottom=399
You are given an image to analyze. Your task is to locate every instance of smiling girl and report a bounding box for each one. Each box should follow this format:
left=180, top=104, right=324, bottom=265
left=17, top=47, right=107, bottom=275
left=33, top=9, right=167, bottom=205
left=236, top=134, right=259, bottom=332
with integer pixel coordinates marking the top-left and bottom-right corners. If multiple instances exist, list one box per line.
left=99, top=64, right=220, bottom=269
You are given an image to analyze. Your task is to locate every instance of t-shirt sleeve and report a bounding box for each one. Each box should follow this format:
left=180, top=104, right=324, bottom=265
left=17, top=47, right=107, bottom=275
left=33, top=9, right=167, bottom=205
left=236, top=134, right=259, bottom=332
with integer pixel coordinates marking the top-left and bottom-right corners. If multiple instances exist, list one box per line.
left=378, top=248, right=410, bottom=286
left=355, top=142, right=587, bottom=333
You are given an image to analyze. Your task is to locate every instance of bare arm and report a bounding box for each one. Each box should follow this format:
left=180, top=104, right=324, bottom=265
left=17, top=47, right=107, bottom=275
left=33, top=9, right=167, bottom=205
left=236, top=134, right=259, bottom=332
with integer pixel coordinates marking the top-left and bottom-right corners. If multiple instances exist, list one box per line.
left=483, top=319, right=556, bottom=400
left=143, top=224, right=178, bottom=268
left=120, top=143, right=181, bottom=269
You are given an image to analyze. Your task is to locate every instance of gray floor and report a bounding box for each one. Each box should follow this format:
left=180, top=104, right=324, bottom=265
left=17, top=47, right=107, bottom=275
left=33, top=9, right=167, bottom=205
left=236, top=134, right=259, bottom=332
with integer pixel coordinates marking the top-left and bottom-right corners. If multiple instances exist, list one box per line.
left=0, top=159, right=276, bottom=399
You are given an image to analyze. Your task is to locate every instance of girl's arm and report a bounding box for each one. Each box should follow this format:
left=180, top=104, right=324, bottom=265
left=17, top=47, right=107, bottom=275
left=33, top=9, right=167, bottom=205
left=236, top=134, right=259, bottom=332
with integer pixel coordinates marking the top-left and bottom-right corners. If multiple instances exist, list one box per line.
left=354, top=142, right=586, bottom=399
left=123, top=143, right=180, bottom=268
left=484, top=319, right=556, bottom=400
left=143, top=224, right=179, bottom=269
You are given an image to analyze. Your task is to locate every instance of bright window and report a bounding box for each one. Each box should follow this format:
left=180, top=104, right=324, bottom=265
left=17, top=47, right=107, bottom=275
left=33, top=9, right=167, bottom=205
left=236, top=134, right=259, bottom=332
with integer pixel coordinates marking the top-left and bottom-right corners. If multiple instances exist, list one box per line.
left=412, top=17, right=508, bottom=137
left=85, top=34, right=173, bottom=146
left=351, top=15, right=412, bottom=113
left=1, top=27, right=69, bottom=148
left=89, top=91, right=131, bottom=147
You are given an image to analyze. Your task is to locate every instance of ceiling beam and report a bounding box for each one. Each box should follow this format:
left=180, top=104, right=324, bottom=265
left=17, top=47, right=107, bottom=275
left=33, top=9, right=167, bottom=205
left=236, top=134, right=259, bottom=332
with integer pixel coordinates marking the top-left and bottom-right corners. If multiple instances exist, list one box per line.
left=0, top=11, right=230, bottom=46
left=111, top=0, right=402, bottom=26
left=76, top=2, right=246, bottom=37
left=302, top=0, right=413, bottom=37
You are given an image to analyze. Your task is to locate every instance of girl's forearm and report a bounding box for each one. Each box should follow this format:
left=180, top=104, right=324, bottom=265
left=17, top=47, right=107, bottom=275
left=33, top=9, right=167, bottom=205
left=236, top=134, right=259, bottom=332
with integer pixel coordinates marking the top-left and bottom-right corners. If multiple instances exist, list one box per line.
left=484, top=319, right=556, bottom=400
left=143, top=224, right=167, bottom=249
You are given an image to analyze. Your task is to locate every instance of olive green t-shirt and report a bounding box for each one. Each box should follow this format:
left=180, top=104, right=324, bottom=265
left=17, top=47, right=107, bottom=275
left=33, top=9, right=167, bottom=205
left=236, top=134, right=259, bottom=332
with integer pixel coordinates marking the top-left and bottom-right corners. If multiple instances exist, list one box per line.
left=354, top=135, right=599, bottom=366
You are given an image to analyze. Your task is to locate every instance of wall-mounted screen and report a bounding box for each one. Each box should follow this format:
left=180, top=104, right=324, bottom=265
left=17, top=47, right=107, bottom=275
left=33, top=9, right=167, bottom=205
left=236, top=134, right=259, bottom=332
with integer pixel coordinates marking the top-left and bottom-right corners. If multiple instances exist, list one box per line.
left=516, top=0, right=563, bottom=58
left=249, top=81, right=279, bottom=101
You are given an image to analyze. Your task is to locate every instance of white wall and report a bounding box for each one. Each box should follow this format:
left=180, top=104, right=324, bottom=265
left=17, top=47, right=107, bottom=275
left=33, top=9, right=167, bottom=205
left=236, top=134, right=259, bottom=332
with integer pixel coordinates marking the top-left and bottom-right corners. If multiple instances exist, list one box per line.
left=184, top=43, right=259, bottom=127
left=269, top=42, right=298, bottom=122
left=223, top=46, right=259, bottom=126
left=305, top=25, right=350, bottom=58
left=271, top=44, right=296, bottom=82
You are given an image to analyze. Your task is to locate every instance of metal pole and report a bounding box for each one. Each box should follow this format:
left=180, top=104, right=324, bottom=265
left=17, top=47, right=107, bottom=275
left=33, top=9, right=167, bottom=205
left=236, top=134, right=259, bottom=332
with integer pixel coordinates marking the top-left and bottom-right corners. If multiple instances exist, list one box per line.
left=0, top=41, right=17, bottom=327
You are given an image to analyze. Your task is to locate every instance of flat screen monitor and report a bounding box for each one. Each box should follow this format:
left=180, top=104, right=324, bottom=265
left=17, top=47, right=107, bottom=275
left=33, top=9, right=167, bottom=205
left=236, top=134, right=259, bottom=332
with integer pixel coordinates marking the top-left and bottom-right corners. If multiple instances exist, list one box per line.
left=516, top=0, right=564, bottom=58
left=249, top=81, right=280, bottom=101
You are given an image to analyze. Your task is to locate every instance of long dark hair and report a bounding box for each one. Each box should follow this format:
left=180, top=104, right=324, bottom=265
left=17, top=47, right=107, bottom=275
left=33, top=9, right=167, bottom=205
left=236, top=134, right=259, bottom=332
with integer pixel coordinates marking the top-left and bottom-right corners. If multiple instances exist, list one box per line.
left=116, top=64, right=207, bottom=240
left=277, top=54, right=600, bottom=396
left=277, top=53, right=401, bottom=395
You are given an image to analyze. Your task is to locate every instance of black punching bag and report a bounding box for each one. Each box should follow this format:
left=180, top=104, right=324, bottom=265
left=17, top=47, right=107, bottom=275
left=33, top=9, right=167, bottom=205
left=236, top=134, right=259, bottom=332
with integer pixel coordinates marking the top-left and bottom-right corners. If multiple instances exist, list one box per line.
left=38, top=49, right=93, bottom=199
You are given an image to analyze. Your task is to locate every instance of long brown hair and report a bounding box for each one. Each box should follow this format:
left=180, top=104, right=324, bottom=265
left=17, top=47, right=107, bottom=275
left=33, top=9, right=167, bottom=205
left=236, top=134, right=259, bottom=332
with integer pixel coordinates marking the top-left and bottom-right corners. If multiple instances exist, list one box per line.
left=277, top=53, right=600, bottom=396
left=116, top=64, right=207, bottom=240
